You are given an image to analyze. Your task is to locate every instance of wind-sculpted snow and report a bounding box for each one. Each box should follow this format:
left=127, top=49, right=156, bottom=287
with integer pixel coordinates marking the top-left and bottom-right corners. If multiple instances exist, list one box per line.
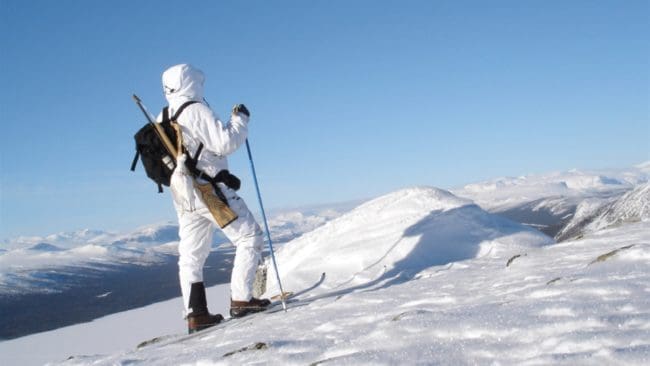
left=264, top=187, right=553, bottom=298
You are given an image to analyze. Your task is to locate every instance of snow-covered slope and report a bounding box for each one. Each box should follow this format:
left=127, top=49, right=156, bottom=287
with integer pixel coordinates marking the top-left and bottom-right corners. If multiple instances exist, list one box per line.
left=557, top=182, right=650, bottom=241
left=264, top=187, right=552, bottom=297
left=587, top=182, right=650, bottom=231
left=554, top=197, right=616, bottom=241
left=26, top=210, right=648, bottom=365
left=0, top=284, right=232, bottom=366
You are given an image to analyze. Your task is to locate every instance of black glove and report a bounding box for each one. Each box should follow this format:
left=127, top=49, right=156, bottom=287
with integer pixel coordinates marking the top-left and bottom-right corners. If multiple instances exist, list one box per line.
left=232, top=104, right=250, bottom=118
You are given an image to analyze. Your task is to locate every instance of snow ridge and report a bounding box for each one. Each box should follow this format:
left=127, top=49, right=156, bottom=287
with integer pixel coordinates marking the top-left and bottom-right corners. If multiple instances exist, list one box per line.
left=265, top=187, right=552, bottom=297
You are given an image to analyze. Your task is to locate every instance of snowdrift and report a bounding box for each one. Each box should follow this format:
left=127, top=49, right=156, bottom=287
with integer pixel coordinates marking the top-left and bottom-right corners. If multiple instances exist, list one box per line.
left=265, top=187, right=553, bottom=297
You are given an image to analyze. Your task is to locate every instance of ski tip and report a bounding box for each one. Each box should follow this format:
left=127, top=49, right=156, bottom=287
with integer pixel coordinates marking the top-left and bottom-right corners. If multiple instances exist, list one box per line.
left=132, top=94, right=141, bottom=102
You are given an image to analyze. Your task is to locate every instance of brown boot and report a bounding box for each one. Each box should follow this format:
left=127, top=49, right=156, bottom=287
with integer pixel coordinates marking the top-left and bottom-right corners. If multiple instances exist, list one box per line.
left=188, top=313, right=224, bottom=334
left=186, top=282, right=223, bottom=334
left=230, top=297, right=272, bottom=318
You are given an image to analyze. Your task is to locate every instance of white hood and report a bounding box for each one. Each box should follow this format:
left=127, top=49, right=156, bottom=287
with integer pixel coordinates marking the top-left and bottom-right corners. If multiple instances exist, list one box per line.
left=162, top=64, right=205, bottom=112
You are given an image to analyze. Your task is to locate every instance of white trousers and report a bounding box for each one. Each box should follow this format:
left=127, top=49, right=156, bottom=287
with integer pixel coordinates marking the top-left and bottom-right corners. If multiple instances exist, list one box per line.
left=175, top=183, right=264, bottom=313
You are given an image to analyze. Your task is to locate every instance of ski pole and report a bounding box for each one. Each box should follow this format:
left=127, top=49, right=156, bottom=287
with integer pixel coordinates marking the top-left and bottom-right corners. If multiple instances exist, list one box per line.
left=245, top=139, right=288, bottom=311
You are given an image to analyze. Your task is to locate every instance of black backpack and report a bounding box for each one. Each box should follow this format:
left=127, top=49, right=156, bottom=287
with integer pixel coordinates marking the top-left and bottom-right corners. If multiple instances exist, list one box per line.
left=130, top=101, right=198, bottom=193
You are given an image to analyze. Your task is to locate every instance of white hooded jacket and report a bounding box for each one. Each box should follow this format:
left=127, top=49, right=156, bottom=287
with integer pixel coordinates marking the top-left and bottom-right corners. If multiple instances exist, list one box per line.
left=161, top=64, right=249, bottom=180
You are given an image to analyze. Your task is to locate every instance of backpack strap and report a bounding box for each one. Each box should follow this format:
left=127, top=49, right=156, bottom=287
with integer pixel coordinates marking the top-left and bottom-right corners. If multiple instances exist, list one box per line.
left=130, top=151, right=140, bottom=171
left=170, top=101, right=199, bottom=122
left=184, top=143, right=204, bottom=177
left=172, top=122, right=183, bottom=157
left=161, top=101, right=195, bottom=124
left=169, top=101, right=200, bottom=156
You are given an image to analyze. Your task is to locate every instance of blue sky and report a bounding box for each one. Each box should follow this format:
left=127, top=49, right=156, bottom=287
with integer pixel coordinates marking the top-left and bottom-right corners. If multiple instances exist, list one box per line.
left=1, top=0, right=648, bottom=238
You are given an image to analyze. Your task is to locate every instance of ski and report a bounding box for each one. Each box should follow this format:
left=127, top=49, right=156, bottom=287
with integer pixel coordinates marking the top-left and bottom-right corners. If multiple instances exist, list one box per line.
left=136, top=272, right=326, bottom=349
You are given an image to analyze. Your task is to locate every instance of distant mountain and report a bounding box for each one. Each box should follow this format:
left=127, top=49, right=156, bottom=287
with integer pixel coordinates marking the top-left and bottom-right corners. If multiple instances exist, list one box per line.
left=453, top=163, right=648, bottom=240
left=109, top=224, right=180, bottom=246
left=554, top=196, right=617, bottom=241
left=2, top=229, right=113, bottom=251
left=565, top=183, right=650, bottom=237
left=556, top=182, right=650, bottom=241
left=588, top=182, right=649, bottom=229
left=28, top=243, right=63, bottom=252
left=0, top=223, right=183, bottom=296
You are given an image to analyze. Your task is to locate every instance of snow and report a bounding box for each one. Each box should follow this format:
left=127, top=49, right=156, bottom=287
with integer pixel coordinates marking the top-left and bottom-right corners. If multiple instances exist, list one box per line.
left=3, top=184, right=648, bottom=365
left=451, top=163, right=649, bottom=241
left=0, top=284, right=231, bottom=366
left=265, top=200, right=358, bottom=243
left=1, top=168, right=649, bottom=365
left=14, top=216, right=643, bottom=365
left=587, top=182, right=650, bottom=232
left=264, top=187, right=552, bottom=297
left=556, top=182, right=650, bottom=241
left=555, top=197, right=614, bottom=240
left=0, top=233, right=170, bottom=295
